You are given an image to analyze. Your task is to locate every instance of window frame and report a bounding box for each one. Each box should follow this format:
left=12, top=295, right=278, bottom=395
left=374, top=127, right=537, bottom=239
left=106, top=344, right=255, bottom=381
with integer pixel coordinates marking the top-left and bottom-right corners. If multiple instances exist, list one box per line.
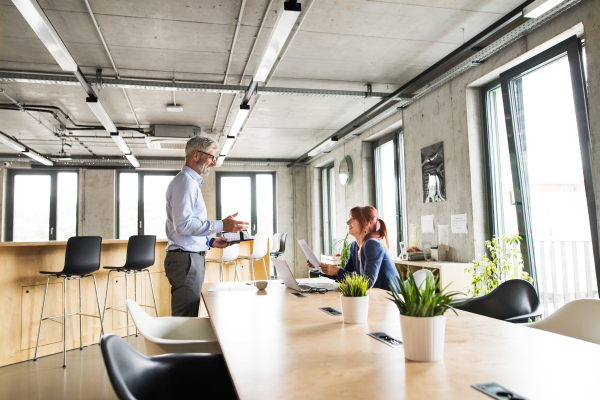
left=215, top=171, right=277, bottom=237
left=372, top=130, right=407, bottom=254
left=4, top=168, right=79, bottom=241
left=320, top=164, right=335, bottom=254
left=116, top=170, right=178, bottom=238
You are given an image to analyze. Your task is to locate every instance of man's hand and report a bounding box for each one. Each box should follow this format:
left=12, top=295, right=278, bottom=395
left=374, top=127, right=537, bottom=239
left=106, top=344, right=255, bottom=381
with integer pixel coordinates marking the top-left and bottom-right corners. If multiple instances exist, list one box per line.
left=222, top=212, right=250, bottom=233
left=211, top=237, right=233, bottom=248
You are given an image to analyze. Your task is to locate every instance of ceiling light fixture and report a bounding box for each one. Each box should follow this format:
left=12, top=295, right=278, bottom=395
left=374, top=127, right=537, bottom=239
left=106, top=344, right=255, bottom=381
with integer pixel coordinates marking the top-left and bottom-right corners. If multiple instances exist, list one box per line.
left=11, top=0, right=78, bottom=72
left=110, top=132, right=131, bottom=155
left=228, top=105, right=250, bottom=137
left=523, top=0, right=563, bottom=18
left=0, top=132, right=26, bottom=152
left=216, top=155, right=225, bottom=167
left=125, top=153, right=140, bottom=168
left=307, top=139, right=336, bottom=157
left=24, top=149, right=53, bottom=166
left=253, top=1, right=301, bottom=82
left=166, top=104, right=183, bottom=112
left=220, top=136, right=236, bottom=156
left=86, top=97, right=117, bottom=132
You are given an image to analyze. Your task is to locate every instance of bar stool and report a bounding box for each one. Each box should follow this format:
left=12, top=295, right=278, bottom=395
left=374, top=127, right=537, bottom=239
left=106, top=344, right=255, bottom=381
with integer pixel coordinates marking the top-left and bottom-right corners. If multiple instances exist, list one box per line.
left=206, top=244, right=241, bottom=282
left=101, top=235, right=158, bottom=343
left=238, top=233, right=269, bottom=280
left=34, top=236, right=104, bottom=367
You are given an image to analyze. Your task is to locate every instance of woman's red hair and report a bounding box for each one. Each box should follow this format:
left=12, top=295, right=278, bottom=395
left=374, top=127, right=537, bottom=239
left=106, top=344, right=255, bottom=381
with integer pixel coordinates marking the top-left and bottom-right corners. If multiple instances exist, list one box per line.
left=349, top=206, right=389, bottom=249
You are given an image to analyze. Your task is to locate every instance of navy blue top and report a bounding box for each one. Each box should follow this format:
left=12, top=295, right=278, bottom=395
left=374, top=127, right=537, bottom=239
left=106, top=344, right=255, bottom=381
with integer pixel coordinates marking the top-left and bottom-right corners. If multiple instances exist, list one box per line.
left=334, top=238, right=399, bottom=290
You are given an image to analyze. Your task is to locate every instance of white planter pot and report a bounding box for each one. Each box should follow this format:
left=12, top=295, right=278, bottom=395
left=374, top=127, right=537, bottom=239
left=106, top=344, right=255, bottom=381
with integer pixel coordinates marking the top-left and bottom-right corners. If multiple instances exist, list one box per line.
left=400, top=314, right=445, bottom=362
left=340, top=295, right=369, bottom=324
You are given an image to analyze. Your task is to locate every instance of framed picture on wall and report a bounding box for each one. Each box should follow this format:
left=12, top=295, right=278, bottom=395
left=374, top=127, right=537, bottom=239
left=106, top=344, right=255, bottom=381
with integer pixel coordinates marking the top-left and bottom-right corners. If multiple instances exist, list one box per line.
left=421, top=142, right=445, bottom=203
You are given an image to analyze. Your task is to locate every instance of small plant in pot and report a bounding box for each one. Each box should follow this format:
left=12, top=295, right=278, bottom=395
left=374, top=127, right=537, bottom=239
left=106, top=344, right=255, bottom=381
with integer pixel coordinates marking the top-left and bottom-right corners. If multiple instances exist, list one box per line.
left=388, top=269, right=461, bottom=362
left=338, top=273, right=370, bottom=324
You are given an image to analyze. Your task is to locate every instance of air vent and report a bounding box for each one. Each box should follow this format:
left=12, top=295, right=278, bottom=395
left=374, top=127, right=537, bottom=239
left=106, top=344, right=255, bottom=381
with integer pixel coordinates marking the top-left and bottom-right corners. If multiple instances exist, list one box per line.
left=146, top=125, right=201, bottom=150
left=152, top=141, right=186, bottom=150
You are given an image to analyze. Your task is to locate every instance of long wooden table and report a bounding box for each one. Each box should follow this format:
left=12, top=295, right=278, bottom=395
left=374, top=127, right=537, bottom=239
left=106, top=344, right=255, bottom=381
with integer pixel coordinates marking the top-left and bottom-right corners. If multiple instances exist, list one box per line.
left=203, top=281, right=600, bottom=399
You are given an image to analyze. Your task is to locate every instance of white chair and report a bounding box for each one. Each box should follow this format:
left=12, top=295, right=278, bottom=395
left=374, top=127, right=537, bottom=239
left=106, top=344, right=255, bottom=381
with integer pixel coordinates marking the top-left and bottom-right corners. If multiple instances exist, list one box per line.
left=271, top=233, right=280, bottom=253
left=206, top=244, right=240, bottom=281
left=525, top=298, right=600, bottom=345
left=238, top=233, right=269, bottom=280
left=412, top=269, right=434, bottom=289
left=126, top=299, right=221, bottom=356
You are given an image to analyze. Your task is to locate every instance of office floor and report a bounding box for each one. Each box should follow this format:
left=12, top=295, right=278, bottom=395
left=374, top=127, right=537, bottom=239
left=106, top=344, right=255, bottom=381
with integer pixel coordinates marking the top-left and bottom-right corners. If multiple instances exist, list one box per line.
left=0, top=336, right=145, bottom=400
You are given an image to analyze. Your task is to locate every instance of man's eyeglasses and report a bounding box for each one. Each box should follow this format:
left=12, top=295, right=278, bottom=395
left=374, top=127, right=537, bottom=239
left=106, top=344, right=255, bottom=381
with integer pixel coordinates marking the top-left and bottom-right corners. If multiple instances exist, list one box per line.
left=195, top=150, right=216, bottom=163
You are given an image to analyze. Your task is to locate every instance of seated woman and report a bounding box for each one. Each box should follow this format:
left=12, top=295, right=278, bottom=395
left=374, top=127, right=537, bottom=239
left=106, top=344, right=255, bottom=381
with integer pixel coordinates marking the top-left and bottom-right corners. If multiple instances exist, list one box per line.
left=313, top=206, right=399, bottom=290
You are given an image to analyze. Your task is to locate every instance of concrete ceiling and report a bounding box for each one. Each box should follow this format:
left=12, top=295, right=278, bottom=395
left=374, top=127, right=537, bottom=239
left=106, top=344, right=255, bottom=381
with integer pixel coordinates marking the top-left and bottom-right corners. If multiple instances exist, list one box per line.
left=0, top=0, right=525, bottom=160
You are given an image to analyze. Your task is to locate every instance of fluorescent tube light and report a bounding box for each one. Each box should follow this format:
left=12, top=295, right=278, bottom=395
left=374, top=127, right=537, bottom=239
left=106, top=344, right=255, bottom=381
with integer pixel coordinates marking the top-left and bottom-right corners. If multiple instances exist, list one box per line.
left=24, top=149, right=53, bottom=166
left=11, top=0, right=78, bottom=72
left=220, top=136, right=236, bottom=156
left=308, top=139, right=336, bottom=157
left=87, top=97, right=117, bottom=133
left=216, top=156, right=225, bottom=167
left=110, top=132, right=131, bottom=155
left=523, top=0, right=563, bottom=18
left=125, top=153, right=140, bottom=168
left=228, top=105, right=250, bottom=137
left=0, top=132, right=26, bottom=152
left=253, top=2, right=301, bottom=82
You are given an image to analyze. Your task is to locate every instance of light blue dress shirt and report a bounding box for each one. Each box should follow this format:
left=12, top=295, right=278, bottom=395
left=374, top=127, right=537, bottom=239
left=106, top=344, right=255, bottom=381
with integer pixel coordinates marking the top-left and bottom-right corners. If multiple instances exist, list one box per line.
left=165, top=166, right=223, bottom=252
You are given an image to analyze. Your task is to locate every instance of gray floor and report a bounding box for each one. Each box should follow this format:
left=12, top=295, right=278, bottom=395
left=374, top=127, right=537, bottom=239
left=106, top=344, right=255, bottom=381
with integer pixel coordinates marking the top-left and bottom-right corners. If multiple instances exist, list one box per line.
left=0, top=336, right=145, bottom=400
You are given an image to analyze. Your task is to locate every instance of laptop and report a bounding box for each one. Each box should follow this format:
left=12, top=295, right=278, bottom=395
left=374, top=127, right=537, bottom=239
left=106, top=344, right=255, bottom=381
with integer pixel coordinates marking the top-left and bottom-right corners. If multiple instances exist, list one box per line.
left=272, top=258, right=338, bottom=292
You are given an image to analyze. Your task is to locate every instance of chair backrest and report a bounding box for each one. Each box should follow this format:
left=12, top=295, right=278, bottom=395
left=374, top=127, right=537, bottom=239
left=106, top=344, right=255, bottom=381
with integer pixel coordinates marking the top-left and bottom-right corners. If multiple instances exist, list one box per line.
left=412, top=269, right=434, bottom=289
left=526, top=298, right=600, bottom=345
left=250, top=233, right=269, bottom=258
left=455, top=279, right=539, bottom=320
left=62, top=236, right=103, bottom=275
left=271, top=233, right=280, bottom=252
left=278, top=233, right=288, bottom=254
left=220, top=244, right=239, bottom=262
left=123, top=235, right=156, bottom=270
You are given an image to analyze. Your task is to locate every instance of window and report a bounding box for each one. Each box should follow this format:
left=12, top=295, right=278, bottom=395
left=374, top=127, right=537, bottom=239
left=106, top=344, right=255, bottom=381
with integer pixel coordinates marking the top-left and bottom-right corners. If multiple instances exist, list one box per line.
left=216, top=172, right=276, bottom=238
left=321, top=164, right=336, bottom=255
left=117, top=171, right=177, bottom=239
left=373, top=131, right=407, bottom=257
left=483, top=35, right=599, bottom=315
left=5, top=170, right=78, bottom=241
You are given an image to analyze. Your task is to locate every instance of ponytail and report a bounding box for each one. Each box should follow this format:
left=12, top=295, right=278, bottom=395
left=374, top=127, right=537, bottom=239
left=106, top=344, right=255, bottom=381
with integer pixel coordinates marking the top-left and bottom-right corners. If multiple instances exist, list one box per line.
left=377, top=218, right=389, bottom=249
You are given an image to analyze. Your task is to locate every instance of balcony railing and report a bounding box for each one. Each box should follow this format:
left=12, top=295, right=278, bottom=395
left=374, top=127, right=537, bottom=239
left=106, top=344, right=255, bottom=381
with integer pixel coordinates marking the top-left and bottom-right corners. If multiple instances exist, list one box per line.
left=533, top=240, right=598, bottom=316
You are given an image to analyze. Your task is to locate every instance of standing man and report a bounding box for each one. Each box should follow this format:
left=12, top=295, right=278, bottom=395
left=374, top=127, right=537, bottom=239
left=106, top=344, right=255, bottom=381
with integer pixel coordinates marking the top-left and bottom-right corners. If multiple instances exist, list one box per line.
left=165, top=136, right=248, bottom=317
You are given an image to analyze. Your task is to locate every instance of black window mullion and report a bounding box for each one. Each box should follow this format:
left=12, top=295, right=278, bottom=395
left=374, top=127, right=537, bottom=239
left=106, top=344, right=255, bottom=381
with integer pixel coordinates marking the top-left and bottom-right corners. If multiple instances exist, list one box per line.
left=251, top=175, right=257, bottom=236
left=49, top=171, right=58, bottom=240
left=138, top=173, right=144, bottom=235
left=4, top=170, right=15, bottom=242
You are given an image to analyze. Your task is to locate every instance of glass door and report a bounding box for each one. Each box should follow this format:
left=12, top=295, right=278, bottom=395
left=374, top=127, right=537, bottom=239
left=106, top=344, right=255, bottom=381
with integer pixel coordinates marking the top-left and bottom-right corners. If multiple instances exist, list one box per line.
left=499, top=35, right=599, bottom=314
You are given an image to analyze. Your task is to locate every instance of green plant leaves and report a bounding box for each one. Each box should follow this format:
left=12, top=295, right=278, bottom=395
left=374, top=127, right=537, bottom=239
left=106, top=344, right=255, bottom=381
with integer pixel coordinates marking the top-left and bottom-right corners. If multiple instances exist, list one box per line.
left=338, top=272, right=370, bottom=297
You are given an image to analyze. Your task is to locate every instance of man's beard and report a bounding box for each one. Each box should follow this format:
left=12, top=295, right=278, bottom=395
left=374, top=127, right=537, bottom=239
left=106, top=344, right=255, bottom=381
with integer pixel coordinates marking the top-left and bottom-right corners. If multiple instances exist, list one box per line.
left=197, top=159, right=210, bottom=176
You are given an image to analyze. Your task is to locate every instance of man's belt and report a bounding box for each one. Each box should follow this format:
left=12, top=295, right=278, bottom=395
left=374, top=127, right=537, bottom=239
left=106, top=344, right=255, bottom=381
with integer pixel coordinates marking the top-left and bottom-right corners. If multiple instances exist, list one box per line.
left=167, top=249, right=207, bottom=256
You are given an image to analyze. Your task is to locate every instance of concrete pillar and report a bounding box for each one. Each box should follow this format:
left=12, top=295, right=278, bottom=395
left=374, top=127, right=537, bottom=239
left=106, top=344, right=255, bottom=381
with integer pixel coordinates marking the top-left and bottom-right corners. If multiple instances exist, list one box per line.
left=78, top=169, right=115, bottom=239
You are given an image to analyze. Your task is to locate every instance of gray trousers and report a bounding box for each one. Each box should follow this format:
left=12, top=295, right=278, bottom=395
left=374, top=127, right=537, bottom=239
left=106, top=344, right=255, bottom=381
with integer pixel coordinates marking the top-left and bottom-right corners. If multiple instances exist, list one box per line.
left=164, top=251, right=206, bottom=317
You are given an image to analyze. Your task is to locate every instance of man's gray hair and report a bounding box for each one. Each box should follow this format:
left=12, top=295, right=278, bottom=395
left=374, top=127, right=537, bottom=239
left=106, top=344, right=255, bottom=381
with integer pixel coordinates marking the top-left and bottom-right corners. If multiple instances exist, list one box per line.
left=185, top=136, right=219, bottom=159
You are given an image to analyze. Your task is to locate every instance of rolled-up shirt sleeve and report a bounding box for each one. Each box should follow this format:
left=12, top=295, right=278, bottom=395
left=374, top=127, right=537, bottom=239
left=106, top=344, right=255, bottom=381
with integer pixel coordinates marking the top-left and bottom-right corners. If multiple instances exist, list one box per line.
left=171, top=179, right=223, bottom=237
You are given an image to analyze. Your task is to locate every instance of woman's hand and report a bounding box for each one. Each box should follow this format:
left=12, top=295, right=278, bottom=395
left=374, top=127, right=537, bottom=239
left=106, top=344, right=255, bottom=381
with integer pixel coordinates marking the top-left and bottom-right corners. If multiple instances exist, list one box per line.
left=306, top=260, right=340, bottom=276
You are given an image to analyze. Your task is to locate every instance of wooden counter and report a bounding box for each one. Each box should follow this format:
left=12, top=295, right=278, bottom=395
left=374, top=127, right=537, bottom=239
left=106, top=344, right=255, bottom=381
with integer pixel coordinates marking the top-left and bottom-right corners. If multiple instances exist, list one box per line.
left=393, top=259, right=472, bottom=296
left=203, top=281, right=600, bottom=399
left=0, top=238, right=269, bottom=367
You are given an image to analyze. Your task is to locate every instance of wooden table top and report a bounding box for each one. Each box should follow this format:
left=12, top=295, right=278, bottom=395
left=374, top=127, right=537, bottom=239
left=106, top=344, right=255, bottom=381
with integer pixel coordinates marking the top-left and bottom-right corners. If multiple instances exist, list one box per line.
left=202, top=281, right=600, bottom=399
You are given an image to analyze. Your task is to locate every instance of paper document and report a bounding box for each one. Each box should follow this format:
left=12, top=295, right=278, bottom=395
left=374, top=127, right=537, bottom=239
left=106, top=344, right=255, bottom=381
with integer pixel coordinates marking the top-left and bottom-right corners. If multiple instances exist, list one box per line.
left=421, top=215, right=434, bottom=233
left=297, top=239, right=322, bottom=272
left=409, top=224, right=419, bottom=247
left=438, top=225, right=449, bottom=246
left=451, top=214, right=468, bottom=234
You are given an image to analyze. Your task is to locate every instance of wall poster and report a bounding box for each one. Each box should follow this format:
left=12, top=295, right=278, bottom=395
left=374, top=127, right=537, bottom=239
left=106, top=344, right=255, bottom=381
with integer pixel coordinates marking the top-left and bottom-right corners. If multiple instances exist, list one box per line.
left=421, top=141, right=445, bottom=203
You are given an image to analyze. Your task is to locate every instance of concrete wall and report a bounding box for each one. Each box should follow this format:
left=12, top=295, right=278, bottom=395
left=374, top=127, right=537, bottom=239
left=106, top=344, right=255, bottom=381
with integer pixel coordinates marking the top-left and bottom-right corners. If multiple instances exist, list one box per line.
left=306, top=0, right=600, bottom=265
left=78, top=169, right=115, bottom=238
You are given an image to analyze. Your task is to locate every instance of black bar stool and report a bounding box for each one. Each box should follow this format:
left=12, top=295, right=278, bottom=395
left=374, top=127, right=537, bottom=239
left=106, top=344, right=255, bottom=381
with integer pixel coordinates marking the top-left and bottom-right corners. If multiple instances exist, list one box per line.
left=34, top=236, right=104, bottom=367
left=101, top=235, right=158, bottom=343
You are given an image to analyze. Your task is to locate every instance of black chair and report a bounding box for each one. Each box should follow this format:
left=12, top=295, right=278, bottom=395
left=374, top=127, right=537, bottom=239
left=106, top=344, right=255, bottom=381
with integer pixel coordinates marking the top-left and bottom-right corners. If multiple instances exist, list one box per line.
left=101, top=235, right=158, bottom=343
left=269, top=233, right=287, bottom=279
left=101, top=334, right=237, bottom=400
left=454, top=279, right=542, bottom=323
left=34, top=236, right=104, bottom=367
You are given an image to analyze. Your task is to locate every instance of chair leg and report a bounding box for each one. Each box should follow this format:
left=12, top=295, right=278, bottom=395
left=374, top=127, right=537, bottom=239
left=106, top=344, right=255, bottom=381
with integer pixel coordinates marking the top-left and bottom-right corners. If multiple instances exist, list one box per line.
left=220, top=262, right=224, bottom=282
left=234, top=261, right=240, bottom=282
left=125, top=272, right=129, bottom=343
left=79, top=279, right=83, bottom=350
left=262, top=258, right=268, bottom=281
left=146, top=269, right=159, bottom=317
left=63, top=278, right=67, bottom=368
left=100, top=269, right=112, bottom=343
left=250, top=259, right=255, bottom=281
left=134, top=272, right=138, bottom=337
left=91, top=275, right=105, bottom=339
left=33, top=276, right=50, bottom=361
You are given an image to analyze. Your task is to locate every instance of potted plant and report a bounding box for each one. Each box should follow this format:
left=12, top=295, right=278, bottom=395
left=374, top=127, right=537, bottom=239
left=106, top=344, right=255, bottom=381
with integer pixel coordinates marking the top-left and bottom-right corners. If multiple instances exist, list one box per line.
left=335, top=233, right=352, bottom=269
left=338, top=273, right=370, bottom=324
left=388, top=269, right=460, bottom=362
left=467, top=234, right=533, bottom=297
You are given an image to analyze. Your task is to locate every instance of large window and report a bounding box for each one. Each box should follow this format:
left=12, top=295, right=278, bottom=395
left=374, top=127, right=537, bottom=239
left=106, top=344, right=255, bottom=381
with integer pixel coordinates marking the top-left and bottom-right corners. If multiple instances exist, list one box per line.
left=5, top=170, right=78, bottom=241
left=374, top=131, right=407, bottom=257
left=216, top=172, right=276, bottom=238
left=483, top=35, right=598, bottom=315
left=117, top=171, right=177, bottom=239
left=321, top=164, right=336, bottom=255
